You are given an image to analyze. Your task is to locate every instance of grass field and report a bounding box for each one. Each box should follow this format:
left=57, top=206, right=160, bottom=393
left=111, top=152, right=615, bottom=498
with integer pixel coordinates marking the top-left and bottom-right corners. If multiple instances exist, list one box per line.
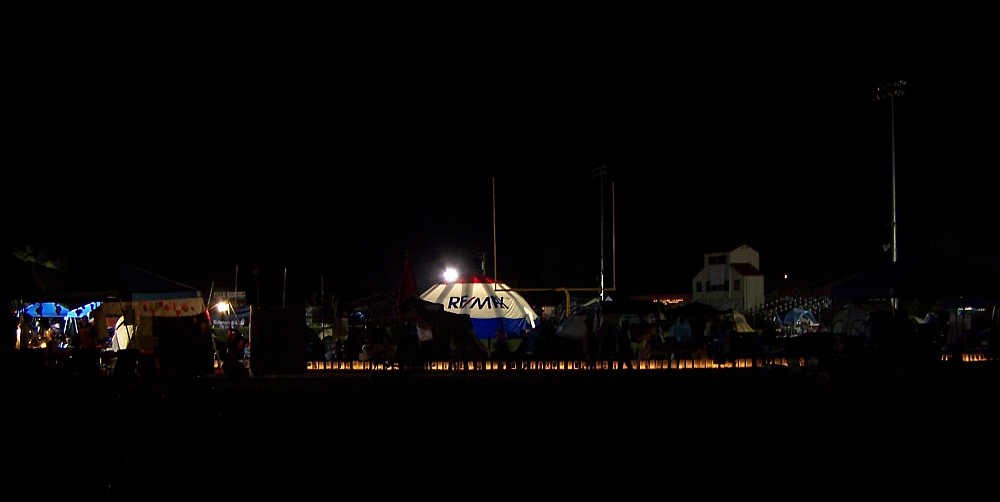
left=4, top=359, right=999, bottom=499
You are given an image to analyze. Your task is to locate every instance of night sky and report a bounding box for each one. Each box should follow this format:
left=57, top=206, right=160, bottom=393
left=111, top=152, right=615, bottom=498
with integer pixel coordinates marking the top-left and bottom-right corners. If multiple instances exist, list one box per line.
left=9, top=4, right=997, bottom=305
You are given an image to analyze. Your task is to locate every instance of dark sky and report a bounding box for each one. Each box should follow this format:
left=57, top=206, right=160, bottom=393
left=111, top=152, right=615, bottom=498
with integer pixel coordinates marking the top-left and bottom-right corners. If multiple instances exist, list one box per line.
left=9, top=4, right=997, bottom=305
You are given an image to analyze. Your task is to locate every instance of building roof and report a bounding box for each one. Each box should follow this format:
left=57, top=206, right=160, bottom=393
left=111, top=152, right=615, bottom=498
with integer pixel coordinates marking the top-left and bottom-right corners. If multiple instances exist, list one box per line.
left=730, top=263, right=762, bottom=277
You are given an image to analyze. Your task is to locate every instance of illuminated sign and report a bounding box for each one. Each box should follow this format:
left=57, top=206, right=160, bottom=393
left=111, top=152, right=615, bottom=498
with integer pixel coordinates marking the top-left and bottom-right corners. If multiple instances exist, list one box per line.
left=212, top=291, right=246, bottom=299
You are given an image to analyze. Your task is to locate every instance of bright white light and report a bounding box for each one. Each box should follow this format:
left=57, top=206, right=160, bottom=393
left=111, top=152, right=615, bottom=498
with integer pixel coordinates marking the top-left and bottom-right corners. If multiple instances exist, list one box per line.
left=216, top=302, right=230, bottom=313
left=443, top=267, right=459, bottom=282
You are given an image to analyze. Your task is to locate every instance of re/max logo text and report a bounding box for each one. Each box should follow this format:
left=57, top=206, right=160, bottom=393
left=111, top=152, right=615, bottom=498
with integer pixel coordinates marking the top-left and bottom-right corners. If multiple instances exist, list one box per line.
left=447, top=296, right=509, bottom=310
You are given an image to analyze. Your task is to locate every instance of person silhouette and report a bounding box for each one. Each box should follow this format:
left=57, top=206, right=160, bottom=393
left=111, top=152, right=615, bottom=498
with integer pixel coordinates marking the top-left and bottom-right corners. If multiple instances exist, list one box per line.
left=492, top=329, right=510, bottom=361
left=75, top=317, right=99, bottom=349
left=582, top=315, right=598, bottom=368
left=72, top=317, right=101, bottom=377
left=615, top=320, right=634, bottom=369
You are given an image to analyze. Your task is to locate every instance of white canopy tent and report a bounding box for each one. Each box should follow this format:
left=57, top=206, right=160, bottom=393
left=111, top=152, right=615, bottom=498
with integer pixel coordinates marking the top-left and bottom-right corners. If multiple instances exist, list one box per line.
left=99, top=262, right=207, bottom=351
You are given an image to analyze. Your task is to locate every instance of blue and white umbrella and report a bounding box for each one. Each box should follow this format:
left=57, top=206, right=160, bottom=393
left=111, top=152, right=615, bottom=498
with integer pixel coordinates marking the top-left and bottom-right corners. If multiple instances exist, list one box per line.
left=419, top=274, right=539, bottom=340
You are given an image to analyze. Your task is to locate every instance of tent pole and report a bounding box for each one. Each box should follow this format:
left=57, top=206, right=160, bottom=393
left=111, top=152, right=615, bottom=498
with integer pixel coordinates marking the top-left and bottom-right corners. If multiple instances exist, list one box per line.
left=248, top=305, right=253, bottom=368
left=116, top=297, right=135, bottom=346
left=206, top=281, right=222, bottom=368
left=207, top=281, right=215, bottom=314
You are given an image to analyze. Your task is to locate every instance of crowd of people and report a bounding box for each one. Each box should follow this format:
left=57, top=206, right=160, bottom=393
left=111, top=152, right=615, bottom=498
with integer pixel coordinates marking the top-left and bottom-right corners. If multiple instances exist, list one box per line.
left=2, top=307, right=255, bottom=381
left=577, top=312, right=780, bottom=368
left=10, top=315, right=113, bottom=373
left=220, top=327, right=249, bottom=379
left=10, top=299, right=994, bottom=382
left=326, top=306, right=766, bottom=369
left=17, top=315, right=110, bottom=352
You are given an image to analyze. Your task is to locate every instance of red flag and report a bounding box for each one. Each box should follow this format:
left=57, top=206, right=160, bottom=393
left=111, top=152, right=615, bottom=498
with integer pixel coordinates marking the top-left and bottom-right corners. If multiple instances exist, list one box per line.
left=397, top=253, right=418, bottom=316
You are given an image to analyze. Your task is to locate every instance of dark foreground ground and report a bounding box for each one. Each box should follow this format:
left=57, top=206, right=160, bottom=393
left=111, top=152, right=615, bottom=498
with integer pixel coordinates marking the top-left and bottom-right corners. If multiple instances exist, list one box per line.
left=3, top=360, right=999, bottom=500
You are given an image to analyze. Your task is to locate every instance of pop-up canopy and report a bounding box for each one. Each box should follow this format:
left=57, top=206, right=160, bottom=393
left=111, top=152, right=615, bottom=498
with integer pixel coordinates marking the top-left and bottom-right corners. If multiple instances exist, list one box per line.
left=419, top=274, right=539, bottom=340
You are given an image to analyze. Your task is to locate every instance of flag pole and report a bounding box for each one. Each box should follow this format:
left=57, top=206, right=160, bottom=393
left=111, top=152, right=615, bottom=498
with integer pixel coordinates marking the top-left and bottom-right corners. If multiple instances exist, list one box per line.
left=492, top=177, right=497, bottom=281
left=398, top=250, right=418, bottom=323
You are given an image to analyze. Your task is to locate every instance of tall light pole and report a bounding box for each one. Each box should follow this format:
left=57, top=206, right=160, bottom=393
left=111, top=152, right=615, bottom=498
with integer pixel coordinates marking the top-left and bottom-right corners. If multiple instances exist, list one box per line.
left=873, top=80, right=905, bottom=311
left=592, top=165, right=608, bottom=300
left=873, top=80, right=905, bottom=265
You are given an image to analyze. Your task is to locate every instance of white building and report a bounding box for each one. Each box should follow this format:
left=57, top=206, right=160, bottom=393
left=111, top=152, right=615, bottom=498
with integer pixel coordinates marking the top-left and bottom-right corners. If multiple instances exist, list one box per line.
left=691, top=244, right=764, bottom=312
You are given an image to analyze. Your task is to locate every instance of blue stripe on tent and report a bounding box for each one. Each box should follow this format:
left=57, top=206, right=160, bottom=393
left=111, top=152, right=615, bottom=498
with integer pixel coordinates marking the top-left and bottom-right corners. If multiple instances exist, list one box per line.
left=470, top=318, right=532, bottom=339
left=22, top=302, right=101, bottom=318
